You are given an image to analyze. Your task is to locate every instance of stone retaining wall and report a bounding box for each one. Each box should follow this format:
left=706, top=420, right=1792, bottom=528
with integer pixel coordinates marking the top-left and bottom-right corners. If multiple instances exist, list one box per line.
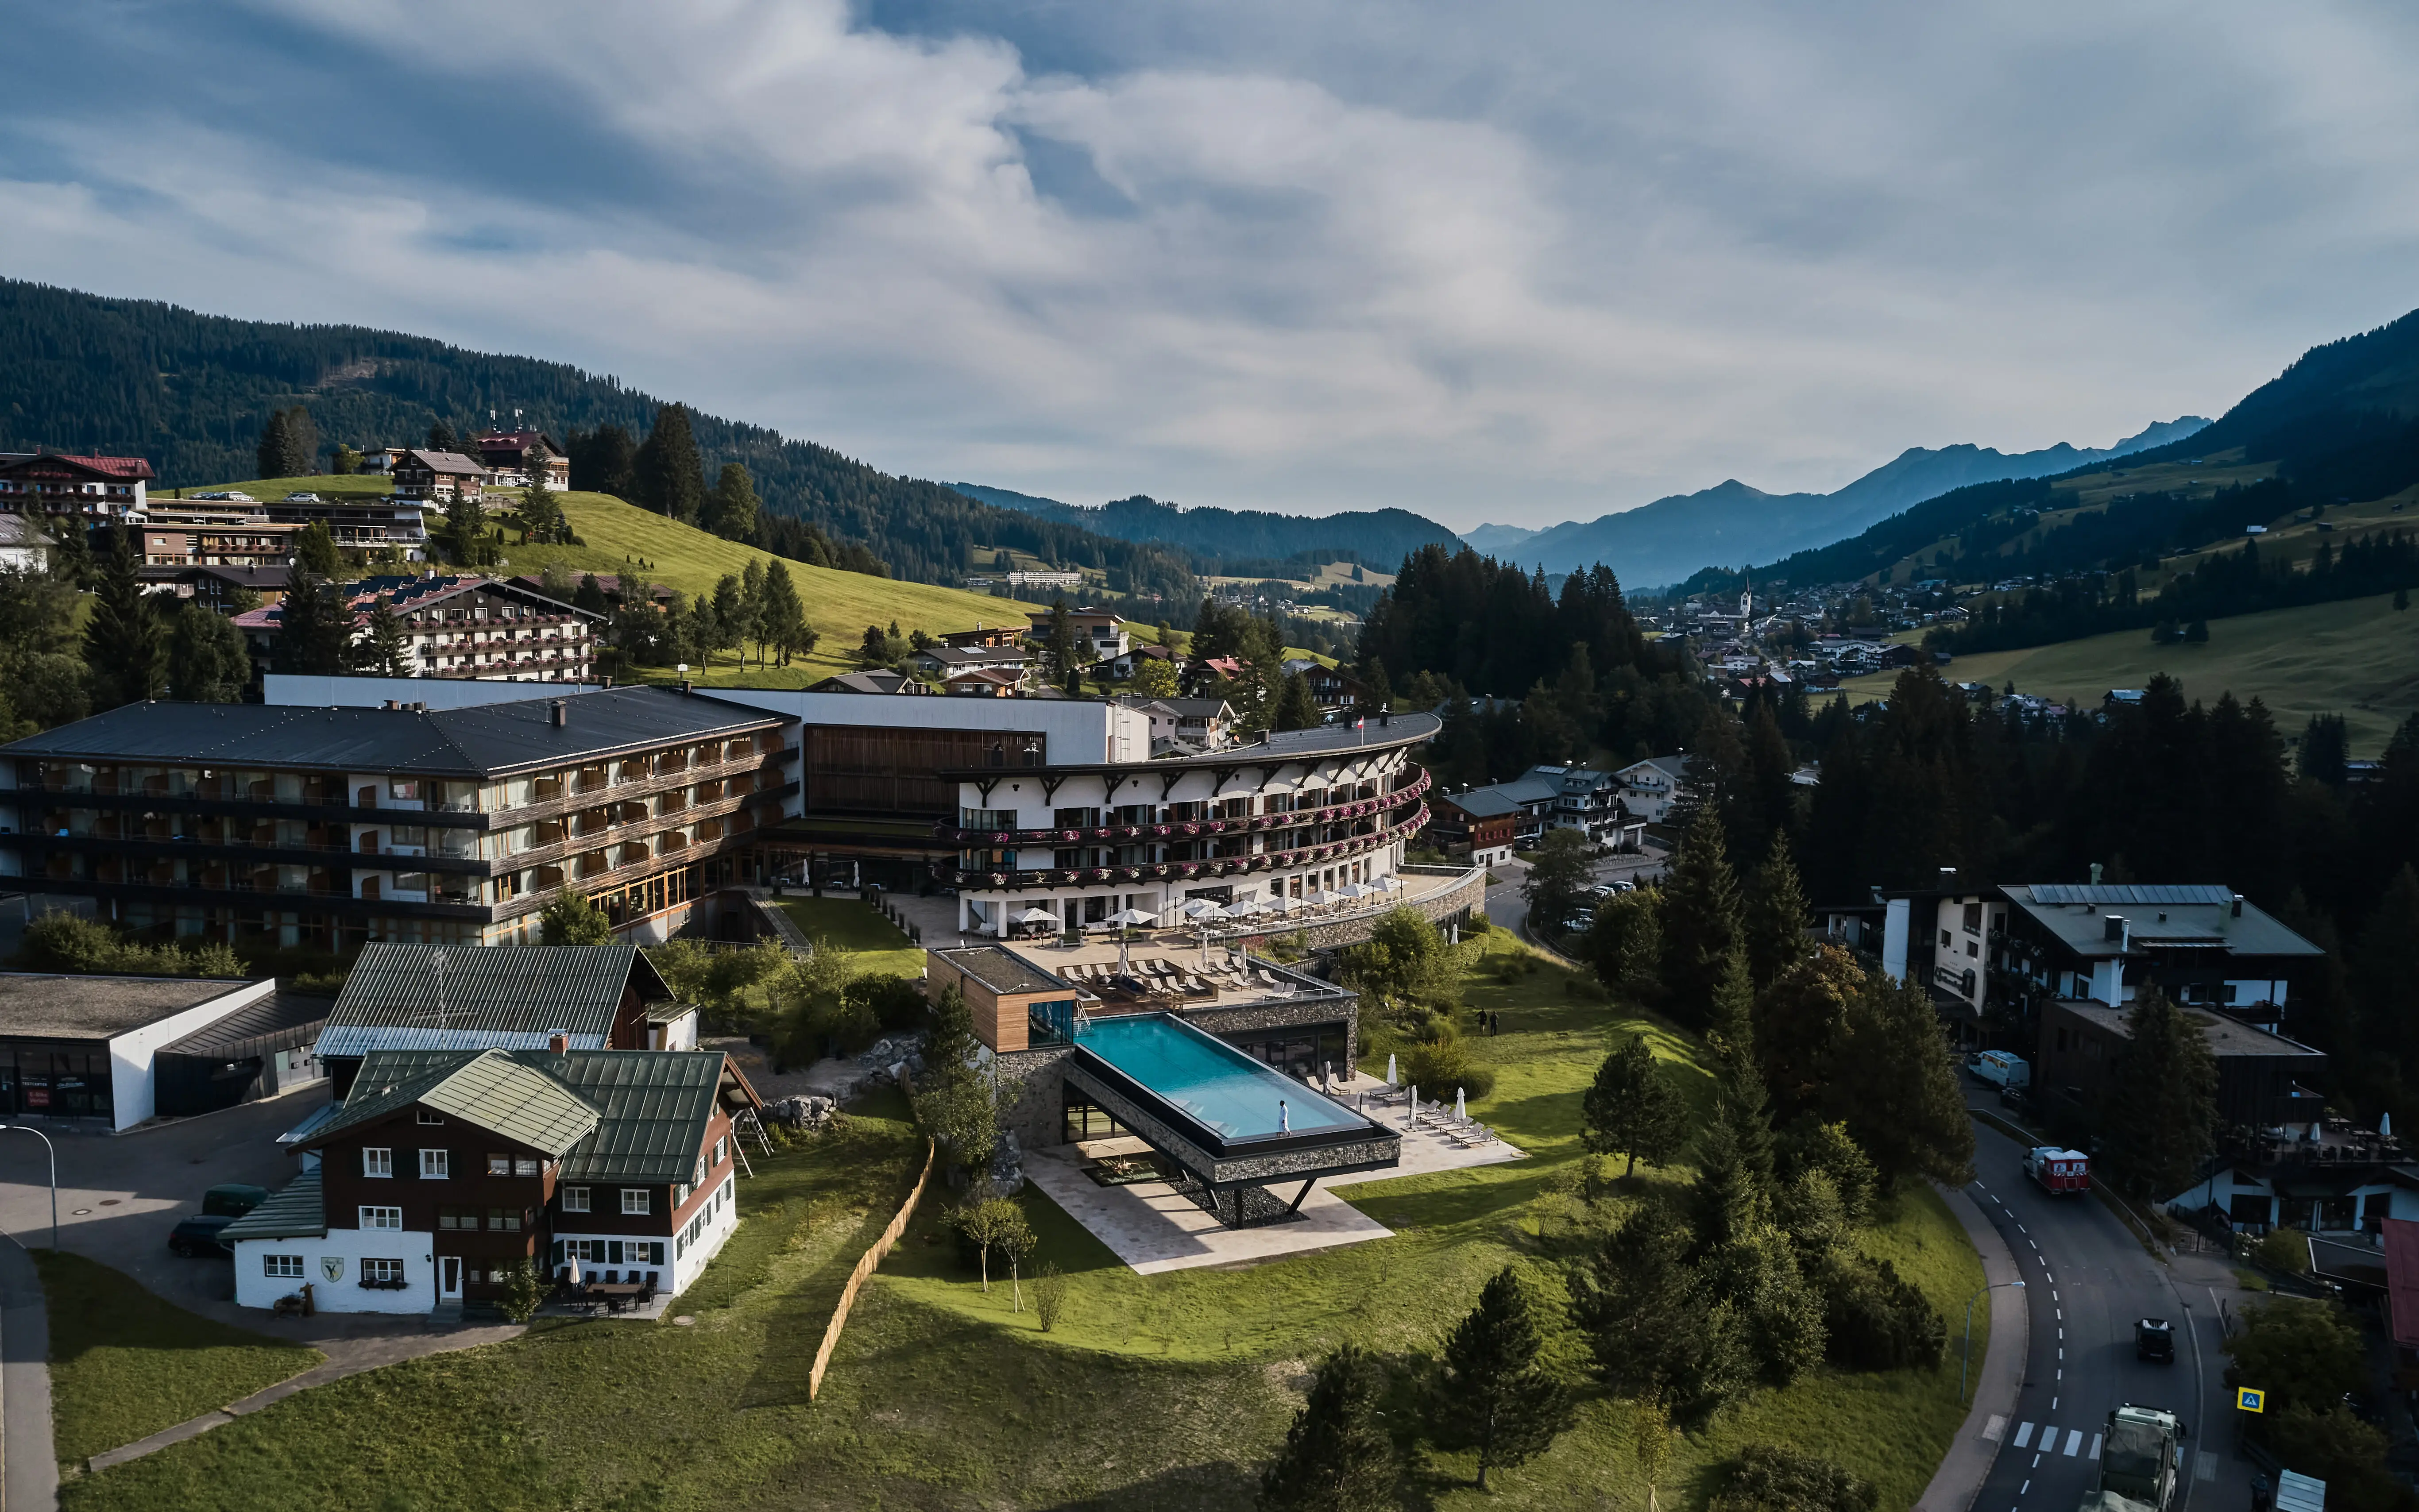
left=1219, top=866, right=1488, bottom=955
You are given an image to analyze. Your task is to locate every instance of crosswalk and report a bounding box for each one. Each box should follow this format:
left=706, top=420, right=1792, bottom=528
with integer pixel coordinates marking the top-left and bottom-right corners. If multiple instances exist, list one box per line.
left=2008, top=1423, right=2103, bottom=1460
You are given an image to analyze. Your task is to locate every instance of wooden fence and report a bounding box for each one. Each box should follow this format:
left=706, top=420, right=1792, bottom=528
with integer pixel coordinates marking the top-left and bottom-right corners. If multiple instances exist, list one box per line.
left=808, top=1137, right=936, bottom=1402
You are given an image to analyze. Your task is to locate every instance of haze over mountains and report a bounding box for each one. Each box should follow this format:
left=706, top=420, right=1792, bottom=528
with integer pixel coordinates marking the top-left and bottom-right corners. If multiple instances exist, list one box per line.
left=1461, top=419, right=2211, bottom=590
left=950, top=483, right=1456, bottom=574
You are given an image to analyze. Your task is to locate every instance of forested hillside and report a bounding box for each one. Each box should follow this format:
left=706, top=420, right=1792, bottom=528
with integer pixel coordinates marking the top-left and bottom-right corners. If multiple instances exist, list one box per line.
left=0, top=280, right=1196, bottom=601
left=952, top=483, right=1456, bottom=575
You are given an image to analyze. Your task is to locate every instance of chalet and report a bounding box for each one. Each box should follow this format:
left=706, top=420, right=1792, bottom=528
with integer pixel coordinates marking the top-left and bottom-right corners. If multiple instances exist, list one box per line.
left=224, top=1043, right=762, bottom=1313
left=234, top=573, right=601, bottom=683
left=943, top=625, right=1025, bottom=651
left=316, top=941, right=695, bottom=1096
left=945, top=667, right=1024, bottom=698
left=0, top=513, right=50, bottom=572
left=1427, top=788, right=1521, bottom=867
left=473, top=430, right=570, bottom=489
left=809, top=670, right=928, bottom=695
left=1115, top=696, right=1236, bottom=754
left=1282, top=660, right=1370, bottom=710
left=135, top=564, right=291, bottom=611
left=1026, top=607, right=1129, bottom=662
left=139, top=520, right=304, bottom=569
left=392, top=450, right=488, bottom=503
left=1612, top=756, right=1690, bottom=825
left=0, top=453, right=154, bottom=521
left=911, top=643, right=1033, bottom=684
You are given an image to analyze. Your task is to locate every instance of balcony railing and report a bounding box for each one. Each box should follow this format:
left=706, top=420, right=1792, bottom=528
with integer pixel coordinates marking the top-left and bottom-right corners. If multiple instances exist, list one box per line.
left=934, top=802, right=1429, bottom=891
left=935, top=768, right=1429, bottom=848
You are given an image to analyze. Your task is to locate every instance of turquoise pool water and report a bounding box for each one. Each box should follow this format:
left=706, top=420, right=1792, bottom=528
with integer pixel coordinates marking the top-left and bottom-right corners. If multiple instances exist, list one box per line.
left=1076, top=1014, right=1364, bottom=1141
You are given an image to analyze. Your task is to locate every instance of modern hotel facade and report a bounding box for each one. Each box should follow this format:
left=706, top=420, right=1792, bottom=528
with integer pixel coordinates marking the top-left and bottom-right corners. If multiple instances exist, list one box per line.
left=0, top=687, right=798, bottom=950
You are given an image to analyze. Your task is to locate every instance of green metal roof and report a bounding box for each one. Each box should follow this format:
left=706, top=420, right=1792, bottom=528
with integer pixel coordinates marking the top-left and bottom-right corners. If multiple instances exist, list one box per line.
left=219, top=1169, right=326, bottom=1241
left=309, top=1049, right=601, bottom=1156
left=319, top=943, right=672, bottom=1060
left=299, top=1047, right=742, bottom=1184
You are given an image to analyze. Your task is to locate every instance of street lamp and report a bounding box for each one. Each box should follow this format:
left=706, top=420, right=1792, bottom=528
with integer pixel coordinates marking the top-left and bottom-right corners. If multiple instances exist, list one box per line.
left=1962, top=1279, right=2026, bottom=1404
left=0, top=1125, right=59, bottom=1253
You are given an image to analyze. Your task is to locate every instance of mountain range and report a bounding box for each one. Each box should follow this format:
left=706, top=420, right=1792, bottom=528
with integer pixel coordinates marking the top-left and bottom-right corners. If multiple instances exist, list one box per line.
left=1462, top=419, right=2210, bottom=591
left=950, top=483, right=1457, bottom=575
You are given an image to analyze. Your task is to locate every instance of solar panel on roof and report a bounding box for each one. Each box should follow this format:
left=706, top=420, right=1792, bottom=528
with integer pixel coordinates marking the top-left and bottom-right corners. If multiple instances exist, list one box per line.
left=2024, top=883, right=2236, bottom=906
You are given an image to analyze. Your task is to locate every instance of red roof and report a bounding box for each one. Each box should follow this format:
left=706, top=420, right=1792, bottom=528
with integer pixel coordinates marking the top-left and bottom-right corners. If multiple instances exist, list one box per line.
left=2384, top=1219, right=2419, bottom=1350
left=58, top=454, right=156, bottom=480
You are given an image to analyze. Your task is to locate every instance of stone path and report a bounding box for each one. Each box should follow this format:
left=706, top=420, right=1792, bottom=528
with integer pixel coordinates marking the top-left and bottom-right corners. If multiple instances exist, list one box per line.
left=0, top=1236, right=57, bottom=1512
left=1913, top=1184, right=2027, bottom=1512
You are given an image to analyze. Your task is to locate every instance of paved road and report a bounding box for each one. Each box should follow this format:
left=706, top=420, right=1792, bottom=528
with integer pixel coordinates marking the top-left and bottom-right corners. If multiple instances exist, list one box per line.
left=1484, top=848, right=1666, bottom=952
left=1965, top=1109, right=2257, bottom=1512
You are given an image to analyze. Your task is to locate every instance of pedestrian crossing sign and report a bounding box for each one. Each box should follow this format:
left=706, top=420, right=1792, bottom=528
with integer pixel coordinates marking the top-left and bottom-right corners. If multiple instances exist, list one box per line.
left=2237, top=1388, right=2265, bottom=1414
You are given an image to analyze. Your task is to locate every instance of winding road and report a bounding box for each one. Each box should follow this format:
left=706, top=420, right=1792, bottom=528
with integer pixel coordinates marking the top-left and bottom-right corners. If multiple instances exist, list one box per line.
left=1964, top=1110, right=2257, bottom=1512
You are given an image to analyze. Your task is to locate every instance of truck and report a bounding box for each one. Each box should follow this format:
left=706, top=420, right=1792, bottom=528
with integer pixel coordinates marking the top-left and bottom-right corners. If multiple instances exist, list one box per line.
left=2098, top=1404, right=2188, bottom=1512
left=2025, top=1145, right=2092, bottom=1194
left=1971, top=1050, right=2030, bottom=1090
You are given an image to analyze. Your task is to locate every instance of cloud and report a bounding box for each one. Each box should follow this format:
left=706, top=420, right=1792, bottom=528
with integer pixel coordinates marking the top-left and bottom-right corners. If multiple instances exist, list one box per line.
left=2, top=0, right=2416, bottom=529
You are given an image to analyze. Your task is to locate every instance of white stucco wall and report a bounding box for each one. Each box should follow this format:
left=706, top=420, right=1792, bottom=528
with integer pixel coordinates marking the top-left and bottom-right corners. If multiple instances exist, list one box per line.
left=106, top=977, right=280, bottom=1131
left=232, top=1223, right=437, bottom=1314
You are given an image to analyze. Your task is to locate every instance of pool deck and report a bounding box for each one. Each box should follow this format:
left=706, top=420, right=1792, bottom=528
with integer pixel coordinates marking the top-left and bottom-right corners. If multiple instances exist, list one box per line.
left=1025, top=1072, right=1524, bottom=1274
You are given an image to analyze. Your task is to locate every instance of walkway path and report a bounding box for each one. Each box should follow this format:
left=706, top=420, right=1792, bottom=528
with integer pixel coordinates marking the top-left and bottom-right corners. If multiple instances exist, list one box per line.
left=0, top=1238, right=56, bottom=1512
left=1915, top=1184, right=2028, bottom=1512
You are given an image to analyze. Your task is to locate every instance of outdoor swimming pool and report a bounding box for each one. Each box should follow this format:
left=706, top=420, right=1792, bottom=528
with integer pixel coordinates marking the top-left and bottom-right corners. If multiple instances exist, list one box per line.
left=1075, top=1014, right=1365, bottom=1142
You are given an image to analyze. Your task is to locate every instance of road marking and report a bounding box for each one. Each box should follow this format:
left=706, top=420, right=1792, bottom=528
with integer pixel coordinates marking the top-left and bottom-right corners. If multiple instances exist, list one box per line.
left=2058, top=1328, right=2064, bottom=1340
left=2065, top=1429, right=2083, bottom=1456
left=2058, top=1348, right=2064, bottom=1360
left=2029, top=1239, right=2038, bottom=1249
left=2014, top=1421, right=2035, bottom=1448
left=2021, top=1481, right=2031, bottom=1496
left=2089, top=1433, right=2102, bottom=1460
left=2017, top=1223, right=2026, bottom=1233
left=2052, top=1290, right=2060, bottom=1301
left=2056, top=1309, right=2063, bottom=1321
left=2051, top=1397, right=2058, bottom=1410
left=1983, top=1415, right=2006, bottom=1442
left=2196, top=1452, right=2218, bottom=1482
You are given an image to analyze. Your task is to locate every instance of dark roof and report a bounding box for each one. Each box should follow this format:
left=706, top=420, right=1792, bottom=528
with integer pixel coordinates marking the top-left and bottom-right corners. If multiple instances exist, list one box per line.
left=0, top=973, right=263, bottom=1040
left=401, top=449, right=485, bottom=476
left=137, top=564, right=292, bottom=589
left=1437, top=789, right=1523, bottom=820
left=319, top=943, right=667, bottom=1060
left=219, top=1169, right=325, bottom=1242
left=0, top=685, right=788, bottom=779
left=305, top=1047, right=746, bottom=1183
left=160, top=991, right=333, bottom=1059
left=810, top=671, right=924, bottom=695
left=2003, top=884, right=2321, bottom=960
left=2051, top=998, right=2325, bottom=1059
left=935, top=945, right=1066, bottom=996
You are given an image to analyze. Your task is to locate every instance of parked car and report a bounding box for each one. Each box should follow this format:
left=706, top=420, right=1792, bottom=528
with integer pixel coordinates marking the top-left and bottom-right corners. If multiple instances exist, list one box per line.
left=168, top=1214, right=237, bottom=1258
left=202, top=1184, right=269, bottom=1218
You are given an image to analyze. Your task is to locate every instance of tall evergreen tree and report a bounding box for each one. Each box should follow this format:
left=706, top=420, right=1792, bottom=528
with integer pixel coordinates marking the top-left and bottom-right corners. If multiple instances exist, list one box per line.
left=632, top=403, right=707, bottom=521
left=1659, top=803, right=1743, bottom=1030
left=760, top=560, right=807, bottom=665
left=521, top=455, right=566, bottom=541
left=270, top=571, right=356, bottom=676
left=255, top=407, right=291, bottom=481
left=363, top=594, right=411, bottom=676
left=1573, top=1202, right=1753, bottom=1427
left=443, top=490, right=488, bottom=566
left=1257, top=1345, right=1398, bottom=1512
left=709, top=572, right=746, bottom=667
left=1744, top=834, right=1811, bottom=992
left=703, top=462, right=760, bottom=541
left=739, top=559, right=768, bottom=667
left=1824, top=974, right=1975, bottom=1190
left=1271, top=671, right=1321, bottom=731
left=293, top=520, right=344, bottom=579
left=164, top=599, right=251, bottom=702
left=1581, top=1034, right=1687, bottom=1177
left=1430, top=1266, right=1574, bottom=1489
left=1044, top=598, right=1078, bottom=686
left=82, top=527, right=164, bottom=709
left=2100, top=989, right=2220, bottom=1200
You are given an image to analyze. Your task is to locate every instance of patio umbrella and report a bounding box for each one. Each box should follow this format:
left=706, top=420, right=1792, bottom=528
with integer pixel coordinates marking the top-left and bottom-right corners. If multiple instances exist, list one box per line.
left=1339, top=882, right=1370, bottom=901
left=1306, top=889, right=1338, bottom=908
left=1385, top=1053, right=1397, bottom=1087
left=1013, top=906, right=1059, bottom=939
left=1454, top=1087, right=1467, bottom=1121
left=2385, top=1111, right=2396, bottom=1139
left=1176, top=898, right=1223, bottom=919
left=566, top=1253, right=582, bottom=1288
left=1406, top=1083, right=1419, bottom=1129
left=1374, top=874, right=1404, bottom=892
left=1108, top=907, right=1158, bottom=969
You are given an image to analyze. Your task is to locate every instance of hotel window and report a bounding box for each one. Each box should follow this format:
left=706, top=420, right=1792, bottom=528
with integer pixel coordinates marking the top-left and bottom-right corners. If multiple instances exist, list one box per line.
left=621, top=1188, right=651, bottom=1215
left=363, top=1147, right=393, bottom=1178
left=361, top=1257, right=404, bottom=1284
left=417, top=1110, right=445, bottom=1125
left=419, top=1149, right=450, bottom=1179
left=438, top=1206, right=478, bottom=1230
left=515, top=1158, right=541, bottom=1176
left=562, top=1186, right=590, bottom=1213
left=264, top=1254, right=305, bottom=1279
left=360, top=1206, right=403, bottom=1230
left=488, top=1153, right=512, bottom=1176
left=487, top=1207, right=522, bottom=1232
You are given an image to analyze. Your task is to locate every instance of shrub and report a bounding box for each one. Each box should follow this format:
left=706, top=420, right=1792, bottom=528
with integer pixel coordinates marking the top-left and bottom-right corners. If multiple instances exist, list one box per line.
left=12, top=911, right=243, bottom=979
left=2248, top=1229, right=2309, bottom=1275
left=1820, top=1255, right=1945, bottom=1371
left=846, top=973, right=928, bottom=1034
left=1400, top=1036, right=1496, bottom=1102
left=1715, top=1444, right=1878, bottom=1512
left=1032, top=1261, right=1070, bottom=1332
left=494, top=1258, right=546, bottom=1323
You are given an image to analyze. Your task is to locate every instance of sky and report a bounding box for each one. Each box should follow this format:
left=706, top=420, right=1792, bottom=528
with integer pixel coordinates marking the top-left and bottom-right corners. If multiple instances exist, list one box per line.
left=4, top=2, right=2416, bottom=532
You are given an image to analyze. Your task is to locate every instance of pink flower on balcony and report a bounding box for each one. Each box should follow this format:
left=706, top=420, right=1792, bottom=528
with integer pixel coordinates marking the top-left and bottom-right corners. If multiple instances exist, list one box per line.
left=1180, top=822, right=1200, bottom=836
left=1060, top=829, right=1080, bottom=843
left=1152, top=824, right=1171, bottom=838
left=992, top=832, right=1011, bottom=845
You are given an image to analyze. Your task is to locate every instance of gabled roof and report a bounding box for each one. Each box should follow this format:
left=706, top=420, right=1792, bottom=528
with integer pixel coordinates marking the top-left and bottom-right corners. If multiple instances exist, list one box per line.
left=401, top=449, right=486, bottom=476
left=2002, top=884, right=2322, bottom=961
left=548, top=1049, right=751, bottom=1183
left=0, top=453, right=155, bottom=482
left=1438, top=789, right=1523, bottom=820
left=303, top=1048, right=601, bottom=1155
left=220, top=1169, right=326, bottom=1242
left=319, top=942, right=667, bottom=1059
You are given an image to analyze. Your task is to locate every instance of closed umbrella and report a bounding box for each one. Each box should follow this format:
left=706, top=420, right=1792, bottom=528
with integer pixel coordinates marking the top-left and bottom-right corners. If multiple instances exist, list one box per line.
left=1385, top=1053, right=1397, bottom=1087
left=2384, top=1111, right=2395, bottom=1139
left=566, top=1253, right=582, bottom=1289
left=1406, top=1083, right=1419, bottom=1129
left=1454, top=1087, right=1467, bottom=1121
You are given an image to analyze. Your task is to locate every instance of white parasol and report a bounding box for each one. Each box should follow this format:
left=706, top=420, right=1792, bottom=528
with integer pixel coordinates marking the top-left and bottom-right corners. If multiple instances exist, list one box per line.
left=1013, top=906, right=1060, bottom=934
left=1374, top=874, right=1404, bottom=892
left=1338, top=882, right=1371, bottom=900
left=1108, top=907, right=1158, bottom=969
left=1454, top=1087, right=1467, bottom=1121
left=566, top=1253, right=582, bottom=1288
left=1385, top=1053, right=1397, bottom=1087
left=1406, top=1083, right=1419, bottom=1129
left=1306, top=889, right=1338, bottom=908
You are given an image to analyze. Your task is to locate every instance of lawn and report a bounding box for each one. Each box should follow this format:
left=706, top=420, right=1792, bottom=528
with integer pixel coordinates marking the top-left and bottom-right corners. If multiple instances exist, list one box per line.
left=775, top=896, right=925, bottom=978
left=1841, top=590, right=2419, bottom=752
left=60, top=934, right=1982, bottom=1512
left=35, top=1251, right=322, bottom=1470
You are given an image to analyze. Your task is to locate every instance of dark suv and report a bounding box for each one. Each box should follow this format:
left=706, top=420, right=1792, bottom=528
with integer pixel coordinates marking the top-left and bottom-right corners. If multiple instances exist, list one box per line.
left=2134, top=1317, right=2175, bottom=1362
left=168, top=1214, right=236, bottom=1258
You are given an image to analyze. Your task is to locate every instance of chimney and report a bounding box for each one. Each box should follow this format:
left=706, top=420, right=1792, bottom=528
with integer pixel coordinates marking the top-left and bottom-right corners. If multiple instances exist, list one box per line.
left=550, top=699, right=568, bottom=728
left=548, top=1030, right=568, bottom=1053
left=383, top=699, right=399, bottom=710
left=1938, top=866, right=1956, bottom=888
left=2089, top=861, right=2104, bottom=885
left=680, top=679, right=694, bottom=695
left=2231, top=893, right=2245, bottom=918
left=2103, top=913, right=2129, bottom=951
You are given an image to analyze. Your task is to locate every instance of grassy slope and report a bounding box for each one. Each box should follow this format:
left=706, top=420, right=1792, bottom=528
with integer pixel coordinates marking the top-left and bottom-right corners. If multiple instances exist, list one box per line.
left=773, top=897, right=924, bottom=978
left=1843, top=590, right=2419, bottom=752
left=60, top=936, right=1980, bottom=1512
left=36, top=1251, right=322, bottom=1468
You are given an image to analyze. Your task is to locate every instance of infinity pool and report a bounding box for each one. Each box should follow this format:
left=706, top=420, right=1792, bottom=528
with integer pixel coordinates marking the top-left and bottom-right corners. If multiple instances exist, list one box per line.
left=1075, top=1014, right=1364, bottom=1141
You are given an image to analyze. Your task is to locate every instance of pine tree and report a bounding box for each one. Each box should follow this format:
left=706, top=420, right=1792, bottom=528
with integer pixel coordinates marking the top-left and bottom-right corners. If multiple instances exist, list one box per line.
left=574, top=573, right=610, bottom=617
left=1825, top=973, right=1975, bottom=1190
left=760, top=560, right=807, bottom=664
left=703, top=462, right=759, bottom=541
left=1573, top=1202, right=1753, bottom=1427
left=271, top=571, right=357, bottom=676
left=443, top=490, right=487, bottom=566
left=739, top=559, right=768, bottom=667
left=1744, top=833, right=1810, bottom=992
left=1271, top=671, right=1321, bottom=731
left=293, top=521, right=344, bottom=579
left=1046, top=598, right=1078, bottom=686
left=426, top=420, right=457, bottom=451
left=1581, top=1034, right=1687, bottom=1176
left=281, top=405, right=319, bottom=476
left=45, top=520, right=94, bottom=590
left=633, top=403, right=706, bottom=521
left=521, top=455, right=566, bottom=541
left=363, top=594, right=410, bottom=676
left=255, top=408, right=291, bottom=482
left=1659, top=804, right=1743, bottom=1029
left=2099, top=989, right=2219, bottom=1200
left=82, top=527, right=164, bottom=709
left=1431, top=1266, right=1574, bottom=1489
left=709, top=573, right=745, bottom=667
left=1257, top=1344, right=1398, bottom=1512
left=165, top=599, right=251, bottom=702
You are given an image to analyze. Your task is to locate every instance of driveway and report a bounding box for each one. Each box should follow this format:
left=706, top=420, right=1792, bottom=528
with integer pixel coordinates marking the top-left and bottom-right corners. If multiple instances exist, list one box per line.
left=1485, top=847, right=1666, bottom=957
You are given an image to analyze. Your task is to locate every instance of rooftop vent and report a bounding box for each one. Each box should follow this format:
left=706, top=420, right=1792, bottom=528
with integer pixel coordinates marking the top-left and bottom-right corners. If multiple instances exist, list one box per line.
left=548, top=1030, right=568, bottom=1053
left=550, top=699, right=568, bottom=728
left=2232, top=893, right=2245, bottom=918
